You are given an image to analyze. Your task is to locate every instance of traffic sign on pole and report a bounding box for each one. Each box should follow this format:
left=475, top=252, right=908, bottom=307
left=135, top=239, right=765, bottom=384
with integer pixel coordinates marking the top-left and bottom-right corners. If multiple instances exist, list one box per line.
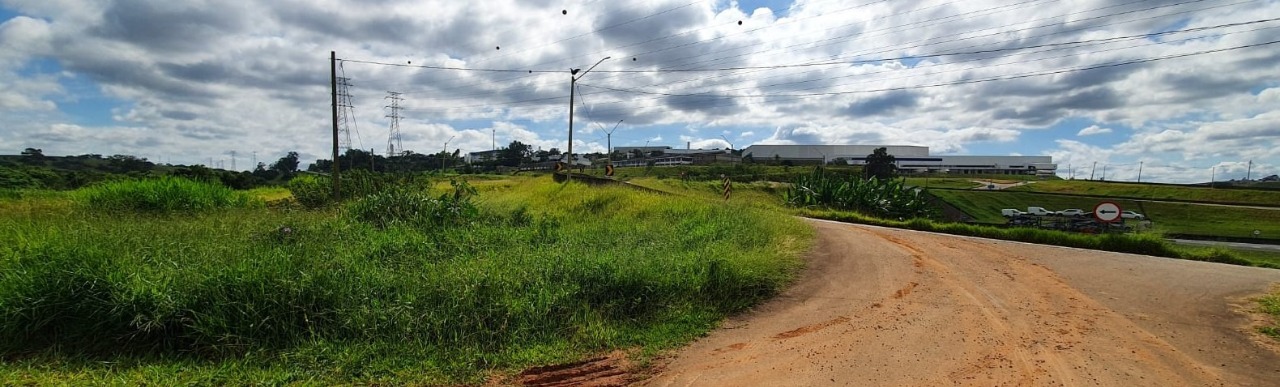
left=1094, top=202, right=1122, bottom=223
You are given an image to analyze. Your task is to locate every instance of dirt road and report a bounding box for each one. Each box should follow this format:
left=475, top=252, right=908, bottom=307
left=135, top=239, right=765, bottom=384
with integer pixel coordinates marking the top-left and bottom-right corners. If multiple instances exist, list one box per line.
left=643, top=219, right=1280, bottom=386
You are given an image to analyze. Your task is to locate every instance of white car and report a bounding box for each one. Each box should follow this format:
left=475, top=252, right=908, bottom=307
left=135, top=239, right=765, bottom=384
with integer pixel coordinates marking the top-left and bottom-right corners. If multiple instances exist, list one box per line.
left=1121, top=211, right=1145, bottom=220
left=1058, top=209, right=1086, bottom=217
left=1026, top=207, right=1056, bottom=216
left=1001, top=209, right=1025, bottom=217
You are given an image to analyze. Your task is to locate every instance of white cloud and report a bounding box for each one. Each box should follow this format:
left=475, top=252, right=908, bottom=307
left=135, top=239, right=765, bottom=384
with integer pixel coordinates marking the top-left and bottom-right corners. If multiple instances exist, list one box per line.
left=1076, top=125, right=1112, bottom=136
left=0, top=0, right=1275, bottom=178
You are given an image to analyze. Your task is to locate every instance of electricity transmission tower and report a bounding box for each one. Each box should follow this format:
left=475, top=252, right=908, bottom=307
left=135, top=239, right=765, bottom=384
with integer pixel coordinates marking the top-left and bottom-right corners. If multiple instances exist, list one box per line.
left=385, top=91, right=404, bottom=157
left=336, top=76, right=357, bottom=153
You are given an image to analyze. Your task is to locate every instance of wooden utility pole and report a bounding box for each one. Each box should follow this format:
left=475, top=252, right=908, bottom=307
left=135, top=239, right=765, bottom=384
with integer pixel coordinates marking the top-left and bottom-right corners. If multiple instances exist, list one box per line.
left=330, top=51, right=341, bottom=200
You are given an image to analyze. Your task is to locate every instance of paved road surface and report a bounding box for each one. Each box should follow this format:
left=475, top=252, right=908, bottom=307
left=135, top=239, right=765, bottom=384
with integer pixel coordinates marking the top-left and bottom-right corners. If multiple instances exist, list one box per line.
left=1170, top=238, right=1280, bottom=253
left=644, top=219, right=1280, bottom=386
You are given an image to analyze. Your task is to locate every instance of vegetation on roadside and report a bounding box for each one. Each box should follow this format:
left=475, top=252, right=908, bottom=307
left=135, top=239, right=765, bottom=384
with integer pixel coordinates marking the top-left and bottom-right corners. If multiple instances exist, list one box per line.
left=0, top=176, right=809, bottom=384
left=1258, top=288, right=1280, bottom=339
left=795, top=208, right=1278, bottom=269
left=0, top=152, right=303, bottom=190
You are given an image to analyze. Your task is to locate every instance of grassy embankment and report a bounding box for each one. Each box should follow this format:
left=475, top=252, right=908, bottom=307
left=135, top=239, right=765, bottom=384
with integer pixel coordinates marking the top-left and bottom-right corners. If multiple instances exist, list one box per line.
left=0, top=176, right=810, bottom=384
left=1007, top=179, right=1280, bottom=206
left=929, top=190, right=1280, bottom=241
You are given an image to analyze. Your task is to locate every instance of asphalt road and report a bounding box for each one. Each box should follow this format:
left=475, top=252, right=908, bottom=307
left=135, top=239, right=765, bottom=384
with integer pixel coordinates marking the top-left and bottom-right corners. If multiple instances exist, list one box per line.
left=1170, top=238, right=1280, bottom=252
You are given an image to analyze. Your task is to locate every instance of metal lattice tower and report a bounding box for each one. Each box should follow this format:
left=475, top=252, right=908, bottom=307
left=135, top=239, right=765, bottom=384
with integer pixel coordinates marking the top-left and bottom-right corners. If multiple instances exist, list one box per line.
left=385, top=91, right=404, bottom=157
left=336, top=76, right=356, bottom=152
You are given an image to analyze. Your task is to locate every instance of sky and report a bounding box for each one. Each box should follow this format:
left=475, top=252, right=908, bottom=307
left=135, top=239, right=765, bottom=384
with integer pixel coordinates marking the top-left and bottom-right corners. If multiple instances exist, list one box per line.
left=1, top=0, right=1278, bottom=183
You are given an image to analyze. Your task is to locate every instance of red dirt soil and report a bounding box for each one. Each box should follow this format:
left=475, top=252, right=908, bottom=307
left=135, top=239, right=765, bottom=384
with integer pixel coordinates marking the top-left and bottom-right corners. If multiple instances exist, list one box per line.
left=641, top=219, right=1280, bottom=386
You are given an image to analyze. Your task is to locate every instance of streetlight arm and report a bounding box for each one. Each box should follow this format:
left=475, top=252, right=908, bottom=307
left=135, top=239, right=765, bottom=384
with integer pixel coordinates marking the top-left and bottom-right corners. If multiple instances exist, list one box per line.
left=575, top=57, right=612, bottom=81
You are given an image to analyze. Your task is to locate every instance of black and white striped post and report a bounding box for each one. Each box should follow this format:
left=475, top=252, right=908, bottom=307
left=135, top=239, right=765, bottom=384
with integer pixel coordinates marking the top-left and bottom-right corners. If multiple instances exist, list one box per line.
left=721, top=174, right=732, bottom=201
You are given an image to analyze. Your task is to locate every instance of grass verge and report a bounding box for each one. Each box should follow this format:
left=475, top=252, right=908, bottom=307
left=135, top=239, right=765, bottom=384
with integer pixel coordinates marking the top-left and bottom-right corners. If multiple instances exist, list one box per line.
left=1258, top=288, right=1280, bottom=339
left=0, top=177, right=809, bottom=384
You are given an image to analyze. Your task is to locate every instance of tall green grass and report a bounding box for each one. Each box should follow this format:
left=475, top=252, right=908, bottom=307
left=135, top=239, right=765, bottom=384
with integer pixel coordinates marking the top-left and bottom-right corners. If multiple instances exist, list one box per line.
left=288, top=171, right=433, bottom=208
left=72, top=176, right=257, bottom=213
left=0, top=178, right=809, bottom=384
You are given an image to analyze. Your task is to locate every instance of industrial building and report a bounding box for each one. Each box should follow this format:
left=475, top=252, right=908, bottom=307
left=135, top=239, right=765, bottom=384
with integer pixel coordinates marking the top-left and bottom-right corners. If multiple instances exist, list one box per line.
left=741, top=145, right=1056, bottom=176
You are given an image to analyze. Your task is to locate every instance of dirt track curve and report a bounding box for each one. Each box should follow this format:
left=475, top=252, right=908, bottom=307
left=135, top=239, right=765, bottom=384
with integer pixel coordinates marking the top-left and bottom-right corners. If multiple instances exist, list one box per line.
left=643, top=219, right=1280, bottom=386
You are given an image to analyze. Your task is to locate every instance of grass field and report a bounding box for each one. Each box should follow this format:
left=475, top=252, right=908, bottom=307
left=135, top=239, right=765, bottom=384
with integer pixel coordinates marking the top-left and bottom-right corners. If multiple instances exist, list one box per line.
left=1008, top=180, right=1280, bottom=206
left=0, top=176, right=811, bottom=384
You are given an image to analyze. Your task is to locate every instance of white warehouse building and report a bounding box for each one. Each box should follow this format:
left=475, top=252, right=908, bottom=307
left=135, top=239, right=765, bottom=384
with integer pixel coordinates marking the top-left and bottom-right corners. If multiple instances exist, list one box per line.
left=741, top=145, right=1056, bottom=176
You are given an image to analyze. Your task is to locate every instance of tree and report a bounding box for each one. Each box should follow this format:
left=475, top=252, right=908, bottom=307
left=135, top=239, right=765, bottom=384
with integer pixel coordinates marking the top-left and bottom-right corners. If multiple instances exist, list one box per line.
left=21, top=148, right=44, bottom=157
left=864, top=147, right=897, bottom=180
left=271, top=151, right=300, bottom=177
left=498, top=141, right=532, bottom=167
left=105, top=154, right=153, bottom=173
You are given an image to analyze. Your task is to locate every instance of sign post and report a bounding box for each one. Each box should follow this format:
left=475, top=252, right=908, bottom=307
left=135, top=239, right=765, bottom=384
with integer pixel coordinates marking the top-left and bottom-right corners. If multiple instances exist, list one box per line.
left=722, top=174, right=732, bottom=201
left=1093, top=202, right=1122, bottom=223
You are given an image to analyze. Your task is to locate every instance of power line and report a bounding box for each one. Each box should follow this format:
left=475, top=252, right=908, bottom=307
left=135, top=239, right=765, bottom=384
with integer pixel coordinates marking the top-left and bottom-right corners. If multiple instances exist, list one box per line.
left=343, top=0, right=1240, bottom=103
left=335, top=0, right=1270, bottom=123
left=573, top=20, right=1279, bottom=104
left=582, top=0, right=1251, bottom=93
left=394, top=19, right=1272, bottom=113
left=467, top=0, right=707, bottom=66
left=579, top=39, right=1280, bottom=98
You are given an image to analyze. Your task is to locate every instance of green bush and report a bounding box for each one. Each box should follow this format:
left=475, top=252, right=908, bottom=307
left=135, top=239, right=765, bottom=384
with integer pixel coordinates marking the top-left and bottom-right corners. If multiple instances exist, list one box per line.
left=287, top=171, right=433, bottom=209
left=346, top=179, right=478, bottom=228
left=287, top=175, right=332, bottom=208
left=784, top=167, right=933, bottom=219
left=72, top=176, right=257, bottom=213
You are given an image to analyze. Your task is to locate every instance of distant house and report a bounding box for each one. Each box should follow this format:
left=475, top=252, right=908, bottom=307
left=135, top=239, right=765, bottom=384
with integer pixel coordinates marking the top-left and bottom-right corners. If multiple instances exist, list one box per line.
left=466, top=150, right=501, bottom=164
left=609, top=146, right=737, bottom=167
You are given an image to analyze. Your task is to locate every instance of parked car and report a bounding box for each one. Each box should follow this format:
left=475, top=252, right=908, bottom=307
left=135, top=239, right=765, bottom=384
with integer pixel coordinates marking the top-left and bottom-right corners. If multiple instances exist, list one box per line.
left=1058, top=209, right=1086, bottom=217
left=1026, top=206, right=1056, bottom=216
left=1001, top=209, right=1025, bottom=217
left=1121, top=211, right=1145, bottom=220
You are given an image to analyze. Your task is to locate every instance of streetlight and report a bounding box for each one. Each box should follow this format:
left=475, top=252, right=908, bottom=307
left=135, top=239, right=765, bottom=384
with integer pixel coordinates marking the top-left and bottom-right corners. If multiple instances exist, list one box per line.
left=441, top=135, right=455, bottom=171
left=568, top=56, right=611, bottom=171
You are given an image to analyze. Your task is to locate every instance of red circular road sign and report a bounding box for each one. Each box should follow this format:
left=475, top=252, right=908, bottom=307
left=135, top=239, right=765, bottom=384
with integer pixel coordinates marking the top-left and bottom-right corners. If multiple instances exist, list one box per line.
left=1094, top=201, right=1122, bottom=223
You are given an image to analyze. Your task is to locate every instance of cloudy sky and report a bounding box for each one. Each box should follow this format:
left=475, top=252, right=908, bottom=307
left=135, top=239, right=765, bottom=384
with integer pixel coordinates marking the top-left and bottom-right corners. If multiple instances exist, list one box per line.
left=1, top=0, right=1277, bottom=182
